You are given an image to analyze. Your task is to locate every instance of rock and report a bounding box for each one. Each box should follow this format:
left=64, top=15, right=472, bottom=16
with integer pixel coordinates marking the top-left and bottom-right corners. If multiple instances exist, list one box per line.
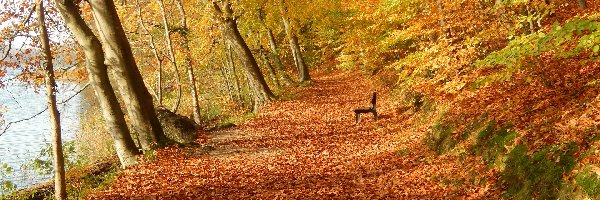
left=155, top=107, right=198, bottom=144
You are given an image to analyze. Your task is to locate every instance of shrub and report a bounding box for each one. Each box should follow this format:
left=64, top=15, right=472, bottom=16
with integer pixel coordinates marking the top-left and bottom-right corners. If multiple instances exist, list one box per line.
left=502, top=143, right=577, bottom=199
left=424, top=122, right=455, bottom=155
left=574, top=166, right=600, bottom=199
left=470, top=121, right=517, bottom=166
left=76, top=106, right=115, bottom=163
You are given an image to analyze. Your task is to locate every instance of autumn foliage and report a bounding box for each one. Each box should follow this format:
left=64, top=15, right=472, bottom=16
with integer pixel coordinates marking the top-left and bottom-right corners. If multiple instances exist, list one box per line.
left=87, top=72, right=500, bottom=199
left=2, top=0, right=600, bottom=198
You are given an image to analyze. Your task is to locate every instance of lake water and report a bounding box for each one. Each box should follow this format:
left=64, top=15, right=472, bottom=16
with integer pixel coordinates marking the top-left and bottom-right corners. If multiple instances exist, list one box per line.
left=0, top=82, right=83, bottom=190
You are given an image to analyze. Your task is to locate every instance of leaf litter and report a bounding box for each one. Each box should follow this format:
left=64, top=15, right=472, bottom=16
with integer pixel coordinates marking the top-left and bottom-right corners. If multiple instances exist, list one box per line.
left=88, top=71, right=499, bottom=199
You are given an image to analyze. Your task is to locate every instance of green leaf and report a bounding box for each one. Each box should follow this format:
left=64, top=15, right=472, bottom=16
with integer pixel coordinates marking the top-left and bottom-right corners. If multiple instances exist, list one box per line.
left=593, top=45, right=599, bottom=53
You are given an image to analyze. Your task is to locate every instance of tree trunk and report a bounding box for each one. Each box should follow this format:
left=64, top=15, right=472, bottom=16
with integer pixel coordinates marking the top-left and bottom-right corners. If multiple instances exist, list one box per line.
left=280, top=0, right=310, bottom=82
left=156, top=0, right=183, bottom=113
left=175, top=0, right=202, bottom=125
left=578, top=0, right=587, bottom=10
left=89, top=0, right=167, bottom=150
left=259, top=45, right=280, bottom=89
left=256, top=6, right=292, bottom=85
left=212, top=0, right=274, bottom=111
left=226, top=43, right=243, bottom=103
left=135, top=0, right=163, bottom=106
left=266, top=29, right=293, bottom=85
left=36, top=1, right=66, bottom=199
left=219, top=61, right=235, bottom=102
left=53, top=0, right=139, bottom=167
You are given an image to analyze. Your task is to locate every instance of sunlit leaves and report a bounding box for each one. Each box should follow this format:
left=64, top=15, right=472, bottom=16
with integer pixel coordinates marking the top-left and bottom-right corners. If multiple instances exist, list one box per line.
left=475, top=17, right=600, bottom=86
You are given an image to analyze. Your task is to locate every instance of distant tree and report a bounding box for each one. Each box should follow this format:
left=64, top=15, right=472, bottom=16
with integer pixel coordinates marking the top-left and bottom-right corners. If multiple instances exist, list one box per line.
left=175, top=0, right=202, bottom=125
left=211, top=0, right=275, bottom=112
left=257, top=5, right=293, bottom=85
left=135, top=0, right=164, bottom=106
left=280, top=0, right=310, bottom=82
left=156, top=0, right=183, bottom=113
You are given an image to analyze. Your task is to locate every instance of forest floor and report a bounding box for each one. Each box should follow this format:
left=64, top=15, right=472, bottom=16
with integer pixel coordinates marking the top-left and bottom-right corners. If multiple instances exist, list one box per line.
left=88, top=71, right=501, bottom=199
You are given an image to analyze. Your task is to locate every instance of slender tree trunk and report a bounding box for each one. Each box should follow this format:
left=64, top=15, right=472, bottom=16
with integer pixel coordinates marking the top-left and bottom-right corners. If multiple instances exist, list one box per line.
left=280, top=0, right=310, bottom=82
left=578, top=0, right=587, bottom=10
left=36, top=1, right=66, bottom=199
left=135, top=0, right=163, bottom=106
left=254, top=30, right=279, bottom=89
left=266, top=29, right=293, bottom=85
left=89, top=0, right=167, bottom=150
left=156, top=0, right=183, bottom=113
left=259, top=45, right=280, bottom=89
left=53, top=0, right=139, bottom=167
left=226, top=43, right=242, bottom=103
left=219, top=61, right=235, bottom=102
left=175, top=0, right=202, bottom=124
left=212, top=0, right=274, bottom=111
left=256, top=6, right=292, bottom=85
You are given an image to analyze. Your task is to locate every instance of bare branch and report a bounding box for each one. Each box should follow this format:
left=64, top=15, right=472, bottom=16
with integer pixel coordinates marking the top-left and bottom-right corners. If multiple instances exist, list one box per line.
left=0, top=82, right=90, bottom=137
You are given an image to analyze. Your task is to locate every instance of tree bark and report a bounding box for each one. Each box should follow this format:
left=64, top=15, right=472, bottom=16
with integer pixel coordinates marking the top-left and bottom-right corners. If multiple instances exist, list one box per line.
left=36, top=1, right=66, bottom=199
left=259, top=45, right=280, bottom=89
left=266, top=29, right=293, bottom=85
left=135, top=0, right=163, bottom=106
left=280, top=0, right=310, bottom=82
left=211, top=0, right=274, bottom=111
left=256, top=6, right=292, bottom=85
left=219, top=61, right=235, bottom=102
left=226, top=43, right=242, bottom=103
left=89, top=0, right=167, bottom=150
left=53, top=0, right=139, bottom=167
left=175, top=0, right=202, bottom=125
left=156, top=0, right=183, bottom=113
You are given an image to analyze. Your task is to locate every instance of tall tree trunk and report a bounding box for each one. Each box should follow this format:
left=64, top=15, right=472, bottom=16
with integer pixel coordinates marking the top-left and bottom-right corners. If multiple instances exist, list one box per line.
left=219, top=61, right=235, bottom=102
left=175, top=0, right=202, bottom=125
left=266, top=29, right=293, bottom=85
left=53, top=0, right=139, bottom=167
left=89, top=0, right=167, bottom=150
left=211, top=0, right=274, bottom=111
left=226, top=43, right=242, bottom=103
left=36, top=1, right=66, bottom=199
left=135, top=0, right=163, bottom=106
left=578, top=0, right=587, bottom=10
left=259, top=45, right=280, bottom=89
left=280, top=0, right=310, bottom=82
left=256, top=6, right=292, bottom=85
left=156, top=0, right=183, bottom=113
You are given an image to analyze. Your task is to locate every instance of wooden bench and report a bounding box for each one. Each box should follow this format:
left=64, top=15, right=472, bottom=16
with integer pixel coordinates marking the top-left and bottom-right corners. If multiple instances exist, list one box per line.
left=354, top=92, right=378, bottom=124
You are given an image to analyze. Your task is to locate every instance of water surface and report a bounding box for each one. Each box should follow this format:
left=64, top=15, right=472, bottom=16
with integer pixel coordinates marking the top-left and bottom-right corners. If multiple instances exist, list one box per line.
left=0, top=82, right=83, bottom=189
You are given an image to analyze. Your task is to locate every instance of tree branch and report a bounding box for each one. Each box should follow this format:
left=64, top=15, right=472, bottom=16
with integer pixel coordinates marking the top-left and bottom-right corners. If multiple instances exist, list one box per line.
left=0, top=82, right=90, bottom=137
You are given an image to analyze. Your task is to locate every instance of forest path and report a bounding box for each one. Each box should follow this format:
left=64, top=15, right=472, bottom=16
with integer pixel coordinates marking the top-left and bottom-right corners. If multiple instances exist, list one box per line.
left=89, top=71, right=493, bottom=199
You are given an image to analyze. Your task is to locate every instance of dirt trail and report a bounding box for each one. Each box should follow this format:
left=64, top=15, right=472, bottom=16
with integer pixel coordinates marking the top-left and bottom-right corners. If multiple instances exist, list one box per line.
left=90, top=72, right=496, bottom=199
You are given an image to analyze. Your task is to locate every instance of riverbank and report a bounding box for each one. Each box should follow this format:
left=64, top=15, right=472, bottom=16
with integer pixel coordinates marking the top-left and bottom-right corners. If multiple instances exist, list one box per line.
left=6, top=158, right=118, bottom=200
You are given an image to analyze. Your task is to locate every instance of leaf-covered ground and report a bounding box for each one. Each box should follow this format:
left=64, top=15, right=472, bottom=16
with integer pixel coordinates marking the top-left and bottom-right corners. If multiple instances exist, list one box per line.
left=88, top=72, right=499, bottom=199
